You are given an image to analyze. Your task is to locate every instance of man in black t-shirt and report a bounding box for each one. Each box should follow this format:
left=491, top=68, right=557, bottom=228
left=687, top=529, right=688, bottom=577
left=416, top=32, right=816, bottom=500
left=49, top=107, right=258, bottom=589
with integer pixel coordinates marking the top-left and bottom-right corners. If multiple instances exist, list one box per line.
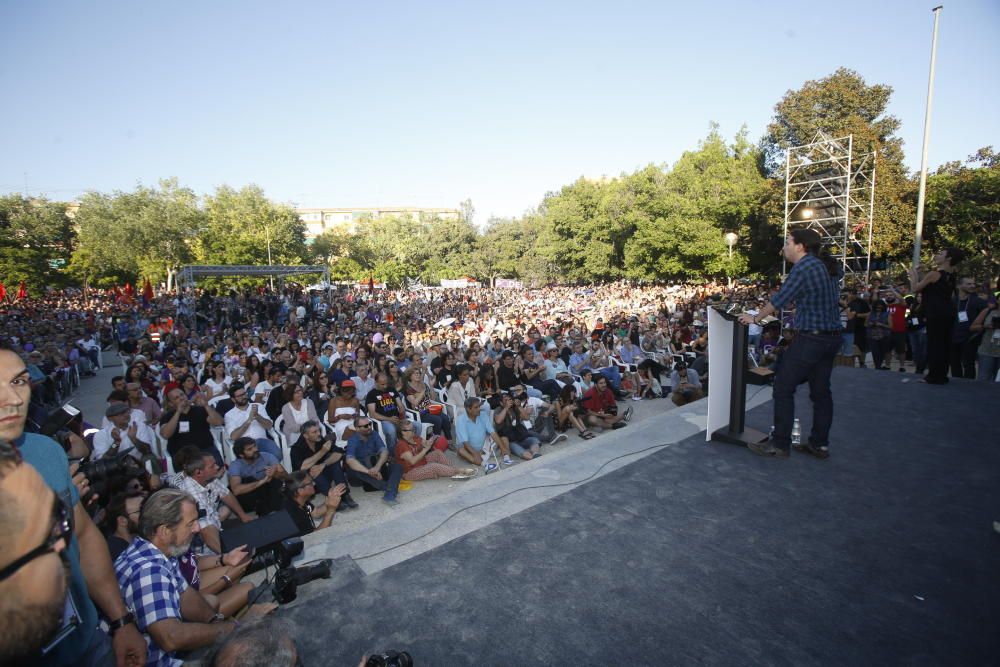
left=282, top=471, right=345, bottom=536
left=290, top=421, right=357, bottom=508
left=159, top=387, right=224, bottom=467
left=365, top=373, right=407, bottom=446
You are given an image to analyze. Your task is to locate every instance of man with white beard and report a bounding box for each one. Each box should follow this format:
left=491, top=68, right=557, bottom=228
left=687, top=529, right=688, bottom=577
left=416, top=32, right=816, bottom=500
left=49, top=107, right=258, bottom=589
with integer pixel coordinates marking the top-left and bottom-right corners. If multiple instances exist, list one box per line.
left=114, top=489, right=270, bottom=665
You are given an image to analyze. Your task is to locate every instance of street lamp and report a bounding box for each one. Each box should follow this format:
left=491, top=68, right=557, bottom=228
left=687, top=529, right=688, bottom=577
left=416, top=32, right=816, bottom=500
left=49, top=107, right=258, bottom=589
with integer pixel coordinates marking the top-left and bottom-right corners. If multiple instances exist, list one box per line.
left=724, top=232, right=738, bottom=259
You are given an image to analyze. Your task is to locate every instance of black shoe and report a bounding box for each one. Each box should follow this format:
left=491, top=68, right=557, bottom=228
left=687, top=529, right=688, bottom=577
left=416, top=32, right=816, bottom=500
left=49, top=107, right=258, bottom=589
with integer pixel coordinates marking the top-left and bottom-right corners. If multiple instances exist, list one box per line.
left=793, top=443, right=830, bottom=459
left=747, top=441, right=789, bottom=458
left=340, top=495, right=359, bottom=509
left=611, top=422, right=627, bottom=429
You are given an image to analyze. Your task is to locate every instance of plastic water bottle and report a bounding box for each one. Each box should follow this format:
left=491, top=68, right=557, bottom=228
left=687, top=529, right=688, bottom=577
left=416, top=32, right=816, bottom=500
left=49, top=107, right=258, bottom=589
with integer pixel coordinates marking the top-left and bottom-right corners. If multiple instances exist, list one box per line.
left=791, top=418, right=801, bottom=445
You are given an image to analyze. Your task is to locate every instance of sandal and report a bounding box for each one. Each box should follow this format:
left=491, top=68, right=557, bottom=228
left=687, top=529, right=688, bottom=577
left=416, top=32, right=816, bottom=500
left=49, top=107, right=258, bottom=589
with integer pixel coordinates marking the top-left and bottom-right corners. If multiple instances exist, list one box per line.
left=580, top=430, right=596, bottom=440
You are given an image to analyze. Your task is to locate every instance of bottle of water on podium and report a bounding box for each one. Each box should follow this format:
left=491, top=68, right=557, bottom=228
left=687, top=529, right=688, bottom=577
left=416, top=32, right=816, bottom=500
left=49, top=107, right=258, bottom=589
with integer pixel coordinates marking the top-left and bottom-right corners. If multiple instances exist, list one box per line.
left=791, top=419, right=801, bottom=445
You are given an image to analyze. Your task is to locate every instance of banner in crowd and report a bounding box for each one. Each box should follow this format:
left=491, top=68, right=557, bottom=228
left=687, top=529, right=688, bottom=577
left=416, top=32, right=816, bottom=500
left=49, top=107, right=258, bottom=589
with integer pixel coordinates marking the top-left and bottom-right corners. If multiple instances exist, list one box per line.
left=494, top=278, right=523, bottom=289
left=441, top=278, right=480, bottom=289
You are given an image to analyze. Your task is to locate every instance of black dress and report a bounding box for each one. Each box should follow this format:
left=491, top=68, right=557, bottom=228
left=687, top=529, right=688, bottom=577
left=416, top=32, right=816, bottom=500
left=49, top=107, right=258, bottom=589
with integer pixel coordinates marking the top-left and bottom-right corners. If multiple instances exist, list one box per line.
left=920, top=270, right=956, bottom=383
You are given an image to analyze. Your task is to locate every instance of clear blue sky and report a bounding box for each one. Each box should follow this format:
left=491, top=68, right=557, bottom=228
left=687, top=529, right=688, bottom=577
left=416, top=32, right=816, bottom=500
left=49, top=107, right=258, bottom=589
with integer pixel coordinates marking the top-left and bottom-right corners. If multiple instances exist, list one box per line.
left=1, top=0, right=997, bottom=225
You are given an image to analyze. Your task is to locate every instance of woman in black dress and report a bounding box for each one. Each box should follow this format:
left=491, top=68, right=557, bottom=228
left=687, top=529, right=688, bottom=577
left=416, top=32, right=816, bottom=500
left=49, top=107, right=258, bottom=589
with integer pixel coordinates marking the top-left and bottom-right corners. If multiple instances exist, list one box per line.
left=909, top=247, right=965, bottom=384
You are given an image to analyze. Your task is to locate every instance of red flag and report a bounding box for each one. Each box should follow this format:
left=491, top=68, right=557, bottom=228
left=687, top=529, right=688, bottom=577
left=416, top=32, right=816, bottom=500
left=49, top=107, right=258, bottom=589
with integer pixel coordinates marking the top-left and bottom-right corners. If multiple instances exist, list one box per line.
left=368, top=275, right=375, bottom=294
left=0, top=283, right=6, bottom=302
left=16, top=281, right=27, bottom=300
left=142, top=279, right=154, bottom=306
left=124, top=282, right=135, bottom=297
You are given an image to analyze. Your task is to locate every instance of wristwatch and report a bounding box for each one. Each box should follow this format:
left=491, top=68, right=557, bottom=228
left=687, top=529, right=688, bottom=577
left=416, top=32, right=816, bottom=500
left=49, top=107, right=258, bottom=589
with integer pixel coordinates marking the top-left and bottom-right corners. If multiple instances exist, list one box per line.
left=209, top=612, right=226, bottom=623
left=108, top=610, right=136, bottom=635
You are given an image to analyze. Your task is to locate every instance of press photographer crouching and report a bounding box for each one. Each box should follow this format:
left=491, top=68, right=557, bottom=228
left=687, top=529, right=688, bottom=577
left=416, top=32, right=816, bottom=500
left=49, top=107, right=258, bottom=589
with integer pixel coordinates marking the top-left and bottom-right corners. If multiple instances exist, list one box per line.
left=114, top=488, right=275, bottom=665
left=102, top=490, right=264, bottom=619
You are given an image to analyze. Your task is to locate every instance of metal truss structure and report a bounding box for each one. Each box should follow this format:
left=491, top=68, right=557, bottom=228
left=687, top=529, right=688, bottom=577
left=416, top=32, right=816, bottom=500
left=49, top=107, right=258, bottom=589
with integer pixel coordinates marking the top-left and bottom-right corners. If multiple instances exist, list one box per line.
left=175, top=265, right=330, bottom=291
left=784, top=131, right=876, bottom=284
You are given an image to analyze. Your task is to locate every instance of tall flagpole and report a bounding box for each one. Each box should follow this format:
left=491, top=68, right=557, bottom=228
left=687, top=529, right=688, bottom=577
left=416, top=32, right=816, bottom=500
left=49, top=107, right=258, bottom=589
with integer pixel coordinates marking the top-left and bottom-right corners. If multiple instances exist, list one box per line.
left=912, top=6, right=943, bottom=269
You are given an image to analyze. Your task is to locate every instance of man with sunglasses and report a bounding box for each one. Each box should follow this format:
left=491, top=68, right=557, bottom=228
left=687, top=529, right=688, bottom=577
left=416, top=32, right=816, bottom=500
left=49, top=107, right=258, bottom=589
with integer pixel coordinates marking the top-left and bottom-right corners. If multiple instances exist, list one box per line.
left=0, top=347, right=147, bottom=666
left=344, top=416, right=403, bottom=506
left=0, top=440, right=73, bottom=666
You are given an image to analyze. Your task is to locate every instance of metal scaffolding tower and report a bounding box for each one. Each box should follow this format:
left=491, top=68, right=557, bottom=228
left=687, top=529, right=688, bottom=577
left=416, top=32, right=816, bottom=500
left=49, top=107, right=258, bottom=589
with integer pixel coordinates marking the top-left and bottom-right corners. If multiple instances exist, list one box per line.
left=784, top=131, right=876, bottom=284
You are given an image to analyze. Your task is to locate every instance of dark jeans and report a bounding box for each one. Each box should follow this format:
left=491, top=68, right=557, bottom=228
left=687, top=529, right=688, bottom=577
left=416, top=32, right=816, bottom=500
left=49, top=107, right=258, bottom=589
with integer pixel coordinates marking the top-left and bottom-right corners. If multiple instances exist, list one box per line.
left=870, top=336, right=892, bottom=369
left=237, top=477, right=284, bottom=515
left=908, top=330, right=928, bottom=373
left=772, top=332, right=842, bottom=452
left=949, top=337, right=980, bottom=379
left=346, top=458, right=403, bottom=500
left=925, top=316, right=954, bottom=383
left=311, top=459, right=350, bottom=496
left=420, top=410, right=453, bottom=440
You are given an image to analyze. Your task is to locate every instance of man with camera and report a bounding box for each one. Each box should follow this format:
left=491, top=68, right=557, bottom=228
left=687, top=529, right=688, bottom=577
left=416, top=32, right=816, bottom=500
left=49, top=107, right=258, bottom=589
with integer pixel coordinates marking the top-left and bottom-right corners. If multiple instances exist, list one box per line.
left=669, top=361, right=704, bottom=406
left=0, top=346, right=148, bottom=666
left=581, top=375, right=630, bottom=430
left=115, top=488, right=272, bottom=666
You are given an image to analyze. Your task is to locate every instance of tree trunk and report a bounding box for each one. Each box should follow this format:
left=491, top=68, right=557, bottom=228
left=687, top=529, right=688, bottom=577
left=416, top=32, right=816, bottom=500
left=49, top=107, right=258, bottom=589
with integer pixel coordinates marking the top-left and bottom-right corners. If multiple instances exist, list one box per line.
left=166, top=268, right=174, bottom=293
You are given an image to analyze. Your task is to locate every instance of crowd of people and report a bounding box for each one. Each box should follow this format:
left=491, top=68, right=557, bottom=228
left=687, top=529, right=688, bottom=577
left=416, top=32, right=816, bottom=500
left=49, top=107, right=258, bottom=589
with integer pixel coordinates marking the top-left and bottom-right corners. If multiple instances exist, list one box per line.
left=1, top=263, right=997, bottom=666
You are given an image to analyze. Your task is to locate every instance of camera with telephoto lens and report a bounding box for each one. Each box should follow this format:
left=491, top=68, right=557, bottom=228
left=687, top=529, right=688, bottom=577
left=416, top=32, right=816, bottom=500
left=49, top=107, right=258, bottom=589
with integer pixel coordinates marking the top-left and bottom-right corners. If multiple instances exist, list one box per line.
left=366, top=650, right=413, bottom=667
left=252, top=538, right=333, bottom=604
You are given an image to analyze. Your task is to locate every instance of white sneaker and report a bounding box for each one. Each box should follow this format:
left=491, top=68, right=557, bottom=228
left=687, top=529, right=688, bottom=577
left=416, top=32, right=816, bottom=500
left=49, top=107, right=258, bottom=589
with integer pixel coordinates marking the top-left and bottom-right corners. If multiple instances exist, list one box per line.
left=547, top=433, right=568, bottom=445
left=482, top=462, right=498, bottom=475
left=502, top=456, right=514, bottom=466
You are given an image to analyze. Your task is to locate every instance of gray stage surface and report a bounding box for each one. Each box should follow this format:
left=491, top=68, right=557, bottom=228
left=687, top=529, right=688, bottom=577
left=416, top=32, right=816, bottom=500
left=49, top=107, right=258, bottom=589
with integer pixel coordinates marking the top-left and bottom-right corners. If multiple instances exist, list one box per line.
left=276, top=368, right=1000, bottom=666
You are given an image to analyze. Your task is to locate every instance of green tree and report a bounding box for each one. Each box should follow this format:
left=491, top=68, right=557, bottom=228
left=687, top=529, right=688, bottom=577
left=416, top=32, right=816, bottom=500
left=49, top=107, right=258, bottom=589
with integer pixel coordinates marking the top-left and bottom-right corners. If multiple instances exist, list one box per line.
left=0, top=194, right=76, bottom=292
left=71, top=179, right=202, bottom=289
left=196, top=185, right=307, bottom=270
left=761, top=67, right=915, bottom=258
left=923, top=147, right=1000, bottom=281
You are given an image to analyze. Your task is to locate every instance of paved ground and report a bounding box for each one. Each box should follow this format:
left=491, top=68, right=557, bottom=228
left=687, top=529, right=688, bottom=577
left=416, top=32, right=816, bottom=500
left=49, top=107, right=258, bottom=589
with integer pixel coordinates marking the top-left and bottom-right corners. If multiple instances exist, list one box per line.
left=271, top=368, right=1000, bottom=666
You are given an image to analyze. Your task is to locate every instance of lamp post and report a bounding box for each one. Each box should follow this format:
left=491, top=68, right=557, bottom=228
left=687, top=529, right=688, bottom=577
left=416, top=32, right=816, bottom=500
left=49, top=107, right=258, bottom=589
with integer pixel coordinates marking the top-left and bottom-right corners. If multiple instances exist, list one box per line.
left=724, top=232, right=739, bottom=288
left=724, top=232, right=738, bottom=259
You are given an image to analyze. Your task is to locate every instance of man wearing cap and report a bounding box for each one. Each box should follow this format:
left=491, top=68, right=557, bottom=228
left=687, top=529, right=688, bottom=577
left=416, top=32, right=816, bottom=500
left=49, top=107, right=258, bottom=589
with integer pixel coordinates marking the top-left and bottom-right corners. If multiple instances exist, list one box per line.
left=92, top=403, right=157, bottom=462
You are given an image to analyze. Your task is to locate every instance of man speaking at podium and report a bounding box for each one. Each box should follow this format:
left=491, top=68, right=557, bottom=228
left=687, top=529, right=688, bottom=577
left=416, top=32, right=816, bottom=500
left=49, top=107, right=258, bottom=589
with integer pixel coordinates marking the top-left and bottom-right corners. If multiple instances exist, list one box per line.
left=738, top=229, right=842, bottom=459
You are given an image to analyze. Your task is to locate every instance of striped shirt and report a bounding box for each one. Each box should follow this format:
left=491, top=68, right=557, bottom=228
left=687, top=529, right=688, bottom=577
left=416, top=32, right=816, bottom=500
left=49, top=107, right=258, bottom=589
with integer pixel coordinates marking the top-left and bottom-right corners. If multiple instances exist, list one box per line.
left=771, top=254, right=842, bottom=331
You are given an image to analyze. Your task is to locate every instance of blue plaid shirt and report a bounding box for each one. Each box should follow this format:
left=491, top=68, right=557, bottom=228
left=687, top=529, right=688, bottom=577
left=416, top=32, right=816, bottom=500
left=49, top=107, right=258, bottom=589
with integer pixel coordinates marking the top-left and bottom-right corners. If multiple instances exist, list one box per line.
left=114, top=537, right=188, bottom=667
left=770, top=254, right=842, bottom=331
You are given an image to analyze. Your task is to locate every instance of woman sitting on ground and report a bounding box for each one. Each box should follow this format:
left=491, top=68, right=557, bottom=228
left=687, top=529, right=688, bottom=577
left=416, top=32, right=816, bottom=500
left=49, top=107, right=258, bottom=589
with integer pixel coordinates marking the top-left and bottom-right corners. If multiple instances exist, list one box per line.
left=394, top=419, right=475, bottom=482
left=555, top=383, right=596, bottom=439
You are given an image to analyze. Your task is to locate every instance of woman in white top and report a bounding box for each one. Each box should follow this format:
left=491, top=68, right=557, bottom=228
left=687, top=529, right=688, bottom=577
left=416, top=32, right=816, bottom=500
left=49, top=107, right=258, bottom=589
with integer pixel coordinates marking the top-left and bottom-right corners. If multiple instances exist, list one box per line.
left=446, top=364, right=477, bottom=409
left=202, top=361, right=231, bottom=400
left=280, top=384, right=319, bottom=444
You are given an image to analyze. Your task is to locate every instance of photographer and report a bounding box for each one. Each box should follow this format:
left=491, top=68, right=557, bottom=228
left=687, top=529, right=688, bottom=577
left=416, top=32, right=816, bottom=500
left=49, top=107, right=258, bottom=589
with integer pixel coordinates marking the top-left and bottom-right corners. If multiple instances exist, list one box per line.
left=103, top=491, right=262, bottom=619
left=0, top=346, right=147, bottom=666
left=670, top=361, right=704, bottom=407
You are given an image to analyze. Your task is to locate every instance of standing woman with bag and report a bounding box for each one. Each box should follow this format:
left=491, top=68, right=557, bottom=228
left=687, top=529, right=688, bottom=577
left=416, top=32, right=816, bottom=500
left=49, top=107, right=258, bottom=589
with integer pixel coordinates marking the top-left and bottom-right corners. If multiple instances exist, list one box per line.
left=910, top=247, right=964, bottom=384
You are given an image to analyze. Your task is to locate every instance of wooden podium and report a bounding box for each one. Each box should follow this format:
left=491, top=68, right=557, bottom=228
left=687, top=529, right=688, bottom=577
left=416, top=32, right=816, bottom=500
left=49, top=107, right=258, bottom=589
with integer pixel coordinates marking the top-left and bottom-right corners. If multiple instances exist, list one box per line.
left=706, top=305, right=770, bottom=446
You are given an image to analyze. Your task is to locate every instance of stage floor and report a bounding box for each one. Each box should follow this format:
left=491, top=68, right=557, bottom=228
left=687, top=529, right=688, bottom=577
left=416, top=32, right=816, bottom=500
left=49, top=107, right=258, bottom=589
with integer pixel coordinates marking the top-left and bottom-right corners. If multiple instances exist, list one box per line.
left=278, top=368, right=1000, bottom=666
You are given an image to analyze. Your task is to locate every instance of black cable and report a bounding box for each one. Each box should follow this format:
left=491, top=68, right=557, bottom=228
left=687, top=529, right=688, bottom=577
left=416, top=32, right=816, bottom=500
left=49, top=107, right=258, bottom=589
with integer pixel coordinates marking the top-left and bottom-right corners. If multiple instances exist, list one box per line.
left=352, top=383, right=773, bottom=562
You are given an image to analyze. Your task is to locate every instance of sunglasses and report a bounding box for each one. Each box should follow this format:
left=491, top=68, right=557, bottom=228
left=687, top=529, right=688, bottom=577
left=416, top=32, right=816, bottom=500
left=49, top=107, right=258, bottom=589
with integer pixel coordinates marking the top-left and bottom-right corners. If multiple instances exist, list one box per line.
left=358, top=423, right=373, bottom=429
left=0, top=497, right=73, bottom=582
